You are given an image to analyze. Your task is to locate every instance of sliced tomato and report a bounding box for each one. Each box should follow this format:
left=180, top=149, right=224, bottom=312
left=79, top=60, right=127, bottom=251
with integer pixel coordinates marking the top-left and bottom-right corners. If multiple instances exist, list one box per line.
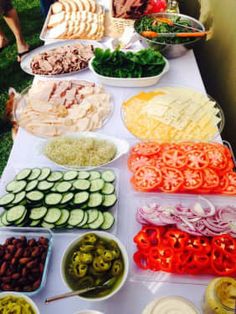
left=186, top=150, right=209, bottom=170
left=131, top=142, right=161, bottom=156
left=213, top=174, right=229, bottom=193
left=222, top=172, right=236, bottom=195
left=206, top=148, right=228, bottom=170
left=178, top=142, right=205, bottom=152
left=152, top=156, right=165, bottom=170
left=132, top=166, right=162, bottom=191
left=202, top=168, right=220, bottom=189
left=159, top=167, right=184, bottom=193
left=128, top=154, right=155, bottom=173
left=183, top=169, right=203, bottom=190
left=162, top=149, right=187, bottom=169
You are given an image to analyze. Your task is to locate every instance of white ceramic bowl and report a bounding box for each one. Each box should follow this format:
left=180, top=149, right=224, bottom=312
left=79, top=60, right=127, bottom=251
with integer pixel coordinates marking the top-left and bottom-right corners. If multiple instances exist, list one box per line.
left=61, top=231, right=129, bottom=302
left=0, top=292, right=40, bottom=314
left=41, top=132, right=130, bottom=170
left=74, top=311, right=104, bottom=314
left=88, top=57, right=169, bottom=87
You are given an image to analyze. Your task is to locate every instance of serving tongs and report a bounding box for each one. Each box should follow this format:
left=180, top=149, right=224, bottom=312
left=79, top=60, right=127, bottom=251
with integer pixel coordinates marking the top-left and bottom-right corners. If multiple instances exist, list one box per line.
left=141, top=30, right=210, bottom=39
left=45, top=278, right=114, bottom=303
left=153, top=17, right=202, bottom=32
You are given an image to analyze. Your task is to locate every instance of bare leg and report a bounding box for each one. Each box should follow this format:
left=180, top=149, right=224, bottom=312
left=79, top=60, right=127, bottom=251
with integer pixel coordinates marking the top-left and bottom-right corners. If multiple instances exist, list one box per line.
left=0, top=27, right=9, bottom=49
left=3, top=8, right=29, bottom=54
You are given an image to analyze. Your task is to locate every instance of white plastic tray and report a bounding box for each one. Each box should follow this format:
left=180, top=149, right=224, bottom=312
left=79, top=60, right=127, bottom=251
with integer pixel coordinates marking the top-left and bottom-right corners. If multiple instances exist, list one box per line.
left=0, top=164, right=120, bottom=235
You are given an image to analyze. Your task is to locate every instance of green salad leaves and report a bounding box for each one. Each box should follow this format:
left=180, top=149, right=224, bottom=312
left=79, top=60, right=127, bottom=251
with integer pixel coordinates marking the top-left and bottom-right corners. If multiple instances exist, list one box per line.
left=92, top=48, right=166, bottom=78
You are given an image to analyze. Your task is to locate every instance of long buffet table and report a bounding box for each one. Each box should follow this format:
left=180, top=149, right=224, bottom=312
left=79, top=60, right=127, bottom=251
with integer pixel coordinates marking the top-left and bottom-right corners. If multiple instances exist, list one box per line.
left=0, top=49, right=211, bottom=313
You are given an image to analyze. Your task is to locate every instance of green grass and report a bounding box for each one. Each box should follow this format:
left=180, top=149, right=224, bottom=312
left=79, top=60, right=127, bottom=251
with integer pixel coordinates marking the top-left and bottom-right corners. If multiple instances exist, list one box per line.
left=0, top=0, right=43, bottom=176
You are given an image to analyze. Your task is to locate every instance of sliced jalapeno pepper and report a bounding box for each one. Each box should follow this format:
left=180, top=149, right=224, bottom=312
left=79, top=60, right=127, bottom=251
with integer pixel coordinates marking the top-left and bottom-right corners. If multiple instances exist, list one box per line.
left=111, top=259, right=123, bottom=276
left=83, top=233, right=97, bottom=244
left=74, top=263, right=88, bottom=278
left=102, top=250, right=114, bottom=262
left=93, top=256, right=111, bottom=272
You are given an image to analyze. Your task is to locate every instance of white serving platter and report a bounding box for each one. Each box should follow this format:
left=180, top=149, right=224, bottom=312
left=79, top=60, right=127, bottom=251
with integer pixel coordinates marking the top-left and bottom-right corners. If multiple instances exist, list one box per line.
left=20, top=39, right=104, bottom=78
left=40, top=131, right=130, bottom=170
left=88, top=57, right=169, bottom=87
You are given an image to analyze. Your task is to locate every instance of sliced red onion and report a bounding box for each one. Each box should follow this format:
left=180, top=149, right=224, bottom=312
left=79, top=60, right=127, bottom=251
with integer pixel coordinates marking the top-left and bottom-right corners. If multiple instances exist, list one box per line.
left=198, top=196, right=216, bottom=216
left=158, top=213, right=176, bottom=224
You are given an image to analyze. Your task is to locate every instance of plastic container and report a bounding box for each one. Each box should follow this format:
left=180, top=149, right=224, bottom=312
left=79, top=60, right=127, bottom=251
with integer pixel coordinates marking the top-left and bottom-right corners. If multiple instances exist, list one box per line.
left=0, top=165, right=120, bottom=235
left=61, top=231, right=129, bottom=302
left=88, top=57, right=169, bottom=87
left=0, top=227, right=53, bottom=296
left=129, top=189, right=236, bottom=286
left=0, top=292, right=40, bottom=313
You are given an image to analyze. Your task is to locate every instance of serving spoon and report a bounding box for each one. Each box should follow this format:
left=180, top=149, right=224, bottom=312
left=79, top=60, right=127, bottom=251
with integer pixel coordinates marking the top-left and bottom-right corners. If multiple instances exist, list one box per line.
left=45, top=279, right=114, bottom=304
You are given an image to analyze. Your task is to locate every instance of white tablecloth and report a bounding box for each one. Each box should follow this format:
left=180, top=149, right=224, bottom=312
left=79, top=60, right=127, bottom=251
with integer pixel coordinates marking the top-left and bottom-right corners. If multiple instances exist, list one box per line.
left=0, top=50, right=210, bottom=313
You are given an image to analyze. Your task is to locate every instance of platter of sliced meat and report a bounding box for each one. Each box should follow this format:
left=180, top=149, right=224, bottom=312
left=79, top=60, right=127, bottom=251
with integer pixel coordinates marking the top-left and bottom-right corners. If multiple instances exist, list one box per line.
left=20, top=39, right=103, bottom=77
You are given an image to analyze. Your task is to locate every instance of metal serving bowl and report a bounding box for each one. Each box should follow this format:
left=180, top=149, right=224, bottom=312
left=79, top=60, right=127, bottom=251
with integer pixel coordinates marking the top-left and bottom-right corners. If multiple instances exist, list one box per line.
left=134, top=12, right=205, bottom=59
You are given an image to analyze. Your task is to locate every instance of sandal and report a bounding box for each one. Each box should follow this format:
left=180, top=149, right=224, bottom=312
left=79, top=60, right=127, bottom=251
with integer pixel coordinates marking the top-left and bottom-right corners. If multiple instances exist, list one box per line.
left=17, top=47, right=31, bottom=62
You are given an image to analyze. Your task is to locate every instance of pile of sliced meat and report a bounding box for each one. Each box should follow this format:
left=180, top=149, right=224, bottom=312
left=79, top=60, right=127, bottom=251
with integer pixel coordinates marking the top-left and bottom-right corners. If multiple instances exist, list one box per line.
left=112, top=0, right=148, bottom=19
left=30, top=44, right=94, bottom=75
left=18, top=80, right=111, bottom=137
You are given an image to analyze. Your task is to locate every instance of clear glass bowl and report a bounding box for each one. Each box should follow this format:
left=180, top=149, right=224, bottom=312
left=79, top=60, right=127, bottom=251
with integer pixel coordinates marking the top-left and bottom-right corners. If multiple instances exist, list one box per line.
left=0, top=227, right=53, bottom=296
left=121, top=86, right=225, bottom=143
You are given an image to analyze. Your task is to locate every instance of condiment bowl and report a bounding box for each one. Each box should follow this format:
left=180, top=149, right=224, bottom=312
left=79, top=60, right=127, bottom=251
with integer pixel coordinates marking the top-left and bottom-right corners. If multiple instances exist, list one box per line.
left=0, top=292, right=40, bottom=314
left=61, top=231, right=129, bottom=302
left=134, top=13, right=205, bottom=59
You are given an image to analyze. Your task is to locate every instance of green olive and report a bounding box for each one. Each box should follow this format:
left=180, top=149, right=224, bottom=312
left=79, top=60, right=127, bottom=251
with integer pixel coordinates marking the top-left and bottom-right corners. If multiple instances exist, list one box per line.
left=111, top=259, right=123, bottom=277
left=83, top=233, right=97, bottom=244
left=102, top=250, right=114, bottom=262
left=74, top=263, right=88, bottom=278
left=79, top=252, right=93, bottom=264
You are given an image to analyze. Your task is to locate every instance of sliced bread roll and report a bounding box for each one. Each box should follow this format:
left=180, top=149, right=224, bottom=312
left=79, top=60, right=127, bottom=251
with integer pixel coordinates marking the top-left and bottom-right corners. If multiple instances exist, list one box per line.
left=74, top=0, right=84, bottom=11
left=87, top=0, right=96, bottom=13
left=59, top=0, right=72, bottom=12
left=80, top=0, right=91, bottom=11
left=47, top=12, right=65, bottom=28
left=46, top=21, right=68, bottom=39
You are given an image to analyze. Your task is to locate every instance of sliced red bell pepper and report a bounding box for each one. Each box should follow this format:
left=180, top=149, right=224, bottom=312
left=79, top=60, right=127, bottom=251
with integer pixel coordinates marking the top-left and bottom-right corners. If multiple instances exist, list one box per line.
left=163, top=229, right=189, bottom=251
left=186, top=237, right=211, bottom=254
left=212, top=234, right=236, bottom=255
left=211, top=249, right=236, bottom=276
left=133, top=251, right=149, bottom=270
left=133, top=231, right=151, bottom=251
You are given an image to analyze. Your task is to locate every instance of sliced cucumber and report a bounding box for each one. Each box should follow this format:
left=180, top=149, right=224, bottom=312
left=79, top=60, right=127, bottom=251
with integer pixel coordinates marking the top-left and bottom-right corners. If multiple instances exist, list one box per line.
left=41, top=221, right=54, bottom=229
left=81, top=224, right=89, bottom=229
left=25, top=180, right=38, bottom=192
left=100, top=212, right=115, bottom=230
left=68, top=209, right=84, bottom=226
left=38, top=167, right=51, bottom=181
left=63, top=171, right=78, bottom=181
left=88, top=211, right=104, bottom=229
left=47, top=171, right=63, bottom=182
left=45, top=193, right=62, bottom=206
left=30, top=206, right=47, bottom=220
left=101, top=183, right=115, bottom=195
left=16, top=169, right=31, bottom=181
left=101, top=170, right=116, bottom=183
left=56, top=181, right=72, bottom=193
left=73, top=180, right=90, bottom=191
left=102, top=194, right=117, bottom=208
left=0, top=193, right=15, bottom=207
left=30, top=219, right=41, bottom=227
left=78, top=171, right=90, bottom=179
left=12, top=191, right=26, bottom=205
left=74, top=191, right=89, bottom=205
left=87, top=209, right=99, bottom=224
left=90, top=179, right=105, bottom=192
left=15, top=210, right=28, bottom=225
left=44, top=208, right=61, bottom=224
left=89, top=171, right=101, bottom=180
left=55, top=209, right=70, bottom=226
left=38, top=181, right=54, bottom=191
left=1, top=211, right=11, bottom=226
left=26, top=191, right=44, bottom=203
left=6, top=205, right=26, bottom=223
left=7, top=180, right=27, bottom=194
left=87, top=193, right=103, bottom=208
left=61, top=192, right=74, bottom=205
left=77, top=211, right=88, bottom=227
left=28, top=168, right=41, bottom=181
